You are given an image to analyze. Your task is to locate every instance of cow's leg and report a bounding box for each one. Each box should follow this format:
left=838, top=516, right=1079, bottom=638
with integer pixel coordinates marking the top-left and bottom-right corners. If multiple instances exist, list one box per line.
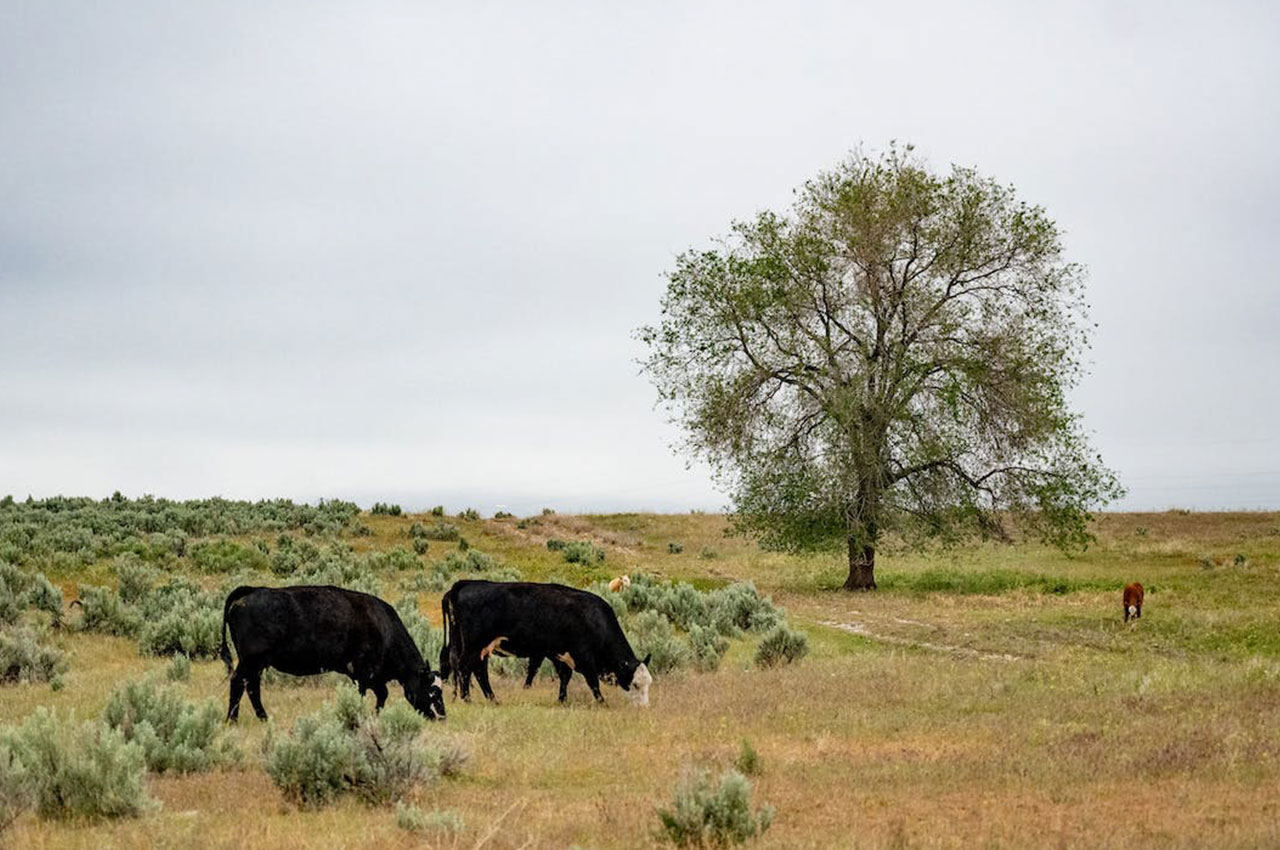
left=524, top=656, right=544, bottom=688
left=581, top=665, right=605, bottom=703
left=474, top=659, right=498, bottom=702
left=226, top=665, right=248, bottom=723
left=1124, top=605, right=1129, bottom=622
left=458, top=657, right=473, bottom=702
left=553, top=659, right=573, bottom=703
left=245, top=667, right=269, bottom=721
left=372, top=681, right=389, bottom=711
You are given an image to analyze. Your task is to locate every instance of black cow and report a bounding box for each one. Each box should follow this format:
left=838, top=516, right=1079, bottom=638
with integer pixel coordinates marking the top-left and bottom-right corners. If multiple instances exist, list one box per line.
left=439, top=579, right=652, bottom=705
left=219, top=585, right=445, bottom=722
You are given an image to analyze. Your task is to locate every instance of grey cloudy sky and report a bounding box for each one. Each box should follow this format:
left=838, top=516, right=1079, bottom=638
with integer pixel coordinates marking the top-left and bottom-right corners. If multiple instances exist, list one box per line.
left=2, top=1, right=1277, bottom=514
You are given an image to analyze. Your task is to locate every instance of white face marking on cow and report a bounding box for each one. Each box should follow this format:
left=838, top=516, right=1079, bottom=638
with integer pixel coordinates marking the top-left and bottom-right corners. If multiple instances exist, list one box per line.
left=1128, top=605, right=1137, bottom=616
left=630, top=663, right=652, bottom=707
left=555, top=652, right=577, bottom=670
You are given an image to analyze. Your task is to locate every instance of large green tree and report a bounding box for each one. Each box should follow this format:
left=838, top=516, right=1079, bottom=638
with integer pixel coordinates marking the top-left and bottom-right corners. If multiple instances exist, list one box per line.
left=640, top=146, right=1121, bottom=590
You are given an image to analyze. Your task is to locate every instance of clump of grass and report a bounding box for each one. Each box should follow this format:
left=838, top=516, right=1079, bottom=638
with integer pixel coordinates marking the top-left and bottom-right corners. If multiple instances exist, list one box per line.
left=754, top=625, right=808, bottom=668
left=656, top=768, right=773, bottom=848
left=395, top=801, right=463, bottom=835
left=166, top=653, right=191, bottom=682
left=734, top=739, right=762, bottom=776
left=878, top=568, right=1117, bottom=596
left=101, top=678, right=238, bottom=773
left=668, top=542, right=685, bottom=554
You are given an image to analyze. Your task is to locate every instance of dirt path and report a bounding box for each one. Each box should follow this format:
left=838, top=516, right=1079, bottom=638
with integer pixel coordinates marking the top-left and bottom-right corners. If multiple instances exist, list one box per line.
left=820, top=615, right=1028, bottom=662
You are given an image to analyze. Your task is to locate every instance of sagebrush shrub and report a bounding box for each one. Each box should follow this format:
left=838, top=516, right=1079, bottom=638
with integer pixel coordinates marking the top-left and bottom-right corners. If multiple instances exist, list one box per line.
left=459, top=508, right=479, bottom=521
left=25, top=573, right=63, bottom=623
left=365, top=547, right=420, bottom=572
left=115, top=556, right=159, bottom=605
left=189, top=539, right=269, bottom=574
left=138, top=595, right=222, bottom=659
left=394, top=597, right=444, bottom=668
left=735, top=739, right=762, bottom=776
left=421, top=522, right=460, bottom=541
left=686, top=624, right=729, bottom=672
left=546, top=538, right=567, bottom=552
left=753, top=625, right=808, bottom=668
left=429, top=505, right=445, bottom=517
left=0, top=743, right=32, bottom=833
left=166, top=653, right=191, bottom=682
left=412, top=538, right=429, bottom=556
left=2, top=708, right=153, bottom=821
left=102, top=678, right=238, bottom=773
left=656, top=768, right=773, bottom=848
left=265, top=684, right=462, bottom=809
left=0, top=628, right=66, bottom=685
left=629, top=611, right=689, bottom=675
left=396, top=801, right=463, bottom=834
left=562, top=541, right=605, bottom=566
left=77, top=585, right=142, bottom=637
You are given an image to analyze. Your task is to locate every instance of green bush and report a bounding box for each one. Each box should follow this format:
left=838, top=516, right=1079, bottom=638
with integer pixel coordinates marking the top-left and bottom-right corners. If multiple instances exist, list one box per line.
left=138, top=593, right=222, bottom=659
left=0, top=628, right=66, bottom=685
left=395, top=597, right=444, bottom=667
left=708, top=582, right=782, bottom=636
left=546, top=538, right=567, bottom=552
left=699, top=547, right=718, bottom=560
left=412, top=538, right=429, bottom=556
left=459, top=508, right=480, bottom=521
left=656, top=768, right=773, bottom=848
left=77, top=585, right=142, bottom=637
left=2, top=708, right=153, bottom=821
left=754, top=625, right=808, bottom=668
left=493, top=511, right=514, bottom=520
left=562, top=541, right=605, bottom=566
left=429, top=506, right=445, bottom=517
left=365, top=547, right=420, bottom=572
left=421, top=522, right=460, bottom=541
left=166, top=653, right=191, bottom=682
left=24, top=574, right=63, bottom=623
left=629, top=611, right=689, bottom=675
left=370, top=503, right=402, bottom=516
left=0, top=743, right=33, bottom=833
left=266, top=684, right=460, bottom=809
left=734, top=739, right=762, bottom=777
left=668, top=542, right=684, bottom=554
left=189, top=539, right=269, bottom=574
left=102, top=678, right=238, bottom=773
left=115, top=556, right=159, bottom=605
left=687, top=624, right=729, bottom=673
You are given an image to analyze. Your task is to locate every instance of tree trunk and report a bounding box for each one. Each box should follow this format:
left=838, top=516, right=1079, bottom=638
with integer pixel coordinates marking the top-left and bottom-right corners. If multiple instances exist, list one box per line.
left=843, top=538, right=876, bottom=590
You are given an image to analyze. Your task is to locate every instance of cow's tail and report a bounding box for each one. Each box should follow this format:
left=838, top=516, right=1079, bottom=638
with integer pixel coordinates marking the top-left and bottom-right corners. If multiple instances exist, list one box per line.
left=220, top=585, right=256, bottom=677
left=439, top=587, right=461, bottom=692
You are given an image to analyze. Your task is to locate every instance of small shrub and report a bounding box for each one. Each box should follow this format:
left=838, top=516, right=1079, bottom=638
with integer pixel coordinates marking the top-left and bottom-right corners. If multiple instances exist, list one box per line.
left=1135, top=526, right=1149, bottom=537
left=138, top=596, right=222, bottom=659
left=459, top=508, right=479, bottom=521
left=3, top=708, right=153, bottom=821
left=0, top=628, right=66, bottom=685
left=699, top=547, right=718, bottom=560
left=396, top=802, right=464, bottom=835
left=76, top=585, right=142, bottom=637
left=429, top=505, right=445, bottom=517
left=1234, top=553, right=1248, bottom=567
left=166, top=653, right=191, bottom=682
left=365, top=547, right=420, bottom=572
left=668, top=542, right=684, bottom=554
left=656, top=768, right=773, bottom=848
left=541, top=507, right=555, bottom=516
left=115, top=556, right=159, bottom=605
left=563, top=540, right=605, bottom=566
left=370, top=503, right=403, bottom=517
left=24, top=574, right=63, bottom=623
left=546, top=538, right=567, bottom=552
left=412, top=538, right=429, bottom=556
left=0, top=743, right=33, bottom=833
left=687, top=624, right=729, bottom=672
left=754, top=625, right=808, bottom=668
left=493, top=511, right=514, bottom=520
left=265, top=684, right=455, bottom=809
left=629, top=611, right=689, bottom=674
left=189, top=539, right=269, bottom=574
left=709, top=583, right=783, bottom=635
left=102, top=679, right=238, bottom=773
left=421, top=522, right=460, bottom=542
left=735, top=739, right=762, bottom=776
left=458, top=537, right=470, bottom=552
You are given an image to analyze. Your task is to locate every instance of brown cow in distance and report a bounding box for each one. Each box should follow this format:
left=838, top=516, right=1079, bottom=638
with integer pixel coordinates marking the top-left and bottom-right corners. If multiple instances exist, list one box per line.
left=1123, top=582, right=1144, bottom=622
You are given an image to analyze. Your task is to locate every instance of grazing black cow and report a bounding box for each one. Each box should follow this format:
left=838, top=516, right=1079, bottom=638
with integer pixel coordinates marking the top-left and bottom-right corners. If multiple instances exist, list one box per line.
left=439, top=580, right=652, bottom=705
left=219, top=585, right=445, bottom=722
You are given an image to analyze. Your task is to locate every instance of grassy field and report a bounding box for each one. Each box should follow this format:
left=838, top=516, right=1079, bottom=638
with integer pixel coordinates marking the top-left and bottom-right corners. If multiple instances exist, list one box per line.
left=5, top=509, right=1280, bottom=849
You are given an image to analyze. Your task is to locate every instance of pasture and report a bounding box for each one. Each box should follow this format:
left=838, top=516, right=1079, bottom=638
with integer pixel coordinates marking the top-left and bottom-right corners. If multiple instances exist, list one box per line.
left=3, top=504, right=1280, bottom=849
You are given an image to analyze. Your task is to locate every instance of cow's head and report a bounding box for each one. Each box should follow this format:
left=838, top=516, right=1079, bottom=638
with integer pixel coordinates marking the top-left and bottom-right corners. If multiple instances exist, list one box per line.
left=404, top=665, right=447, bottom=720
left=616, top=653, right=653, bottom=707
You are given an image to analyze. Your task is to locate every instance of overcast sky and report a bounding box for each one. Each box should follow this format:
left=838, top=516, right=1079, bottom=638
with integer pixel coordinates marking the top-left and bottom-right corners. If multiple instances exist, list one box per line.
left=1, top=1, right=1277, bottom=514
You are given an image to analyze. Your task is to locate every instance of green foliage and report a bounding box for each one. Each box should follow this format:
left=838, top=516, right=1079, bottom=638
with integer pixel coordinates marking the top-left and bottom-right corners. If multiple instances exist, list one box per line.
left=562, top=540, right=605, bottom=566
left=78, top=585, right=142, bottom=637
left=639, top=145, right=1122, bottom=589
left=101, top=678, right=238, bottom=773
left=0, top=743, right=33, bottom=833
left=656, top=768, right=773, bottom=848
left=412, top=537, right=429, bottom=556
left=754, top=625, right=808, bottom=668
left=877, top=568, right=1118, bottom=596
left=429, top=505, right=445, bottom=517
left=364, top=547, right=421, bottom=572
left=459, top=508, right=479, bottom=521
left=370, top=503, right=402, bottom=516
left=265, top=684, right=462, bottom=809
left=493, top=511, right=514, bottom=520
left=735, top=739, right=762, bottom=777
left=687, top=624, right=730, bottom=672
left=699, top=547, right=718, bottom=560
left=0, top=627, right=66, bottom=685
left=395, top=597, right=444, bottom=667
left=629, top=611, right=690, bottom=675
left=395, top=802, right=464, bottom=835
left=78, top=572, right=223, bottom=659
left=1, top=708, right=153, bottom=821
left=668, top=542, right=685, bottom=554
left=412, top=549, right=521, bottom=593
left=420, top=522, right=460, bottom=541
left=166, top=653, right=191, bottom=682
left=546, top=538, right=567, bottom=551
left=189, top=539, right=269, bottom=574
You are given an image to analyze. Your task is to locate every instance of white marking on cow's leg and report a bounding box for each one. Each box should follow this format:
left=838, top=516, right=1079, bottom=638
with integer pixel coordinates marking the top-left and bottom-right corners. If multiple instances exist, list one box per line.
left=630, top=663, right=652, bottom=707
left=555, top=652, right=576, bottom=671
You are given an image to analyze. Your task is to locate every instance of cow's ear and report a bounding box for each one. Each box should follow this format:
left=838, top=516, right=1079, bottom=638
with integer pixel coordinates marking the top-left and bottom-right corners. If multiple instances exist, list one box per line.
left=642, top=653, right=651, bottom=667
